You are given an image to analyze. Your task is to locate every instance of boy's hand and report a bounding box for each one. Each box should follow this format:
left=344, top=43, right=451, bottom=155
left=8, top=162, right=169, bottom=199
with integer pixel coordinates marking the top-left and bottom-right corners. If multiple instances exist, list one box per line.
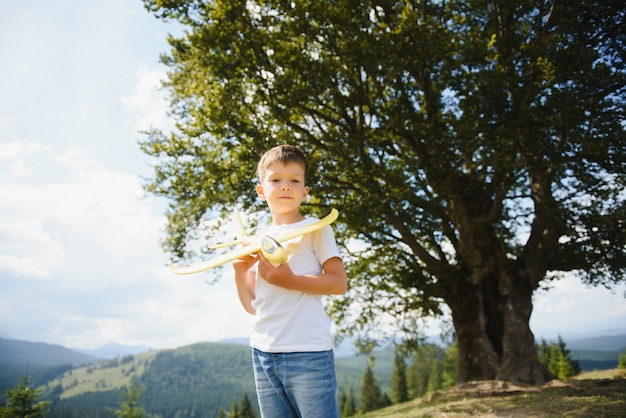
left=257, top=253, right=348, bottom=295
left=232, top=252, right=258, bottom=274
left=257, top=253, right=294, bottom=287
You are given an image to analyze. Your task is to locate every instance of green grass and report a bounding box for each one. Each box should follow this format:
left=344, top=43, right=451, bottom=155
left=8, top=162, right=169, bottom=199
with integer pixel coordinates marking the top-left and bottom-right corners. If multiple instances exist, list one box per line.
left=360, top=370, right=626, bottom=417
left=574, top=367, right=626, bottom=380
left=45, top=351, right=158, bottom=399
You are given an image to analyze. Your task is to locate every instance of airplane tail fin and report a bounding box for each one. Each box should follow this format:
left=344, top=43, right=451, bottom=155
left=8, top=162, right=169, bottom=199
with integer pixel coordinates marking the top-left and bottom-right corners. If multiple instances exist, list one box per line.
left=233, top=209, right=248, bottom=239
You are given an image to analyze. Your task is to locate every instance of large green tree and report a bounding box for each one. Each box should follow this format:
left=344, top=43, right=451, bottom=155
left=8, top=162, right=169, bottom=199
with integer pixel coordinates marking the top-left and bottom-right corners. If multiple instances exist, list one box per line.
left=141, top=0, right=626, bottom=384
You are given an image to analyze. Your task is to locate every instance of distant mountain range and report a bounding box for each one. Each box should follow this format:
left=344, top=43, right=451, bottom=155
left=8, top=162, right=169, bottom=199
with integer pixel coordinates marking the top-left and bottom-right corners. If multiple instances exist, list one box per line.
left=0, top=337, right=394, bottom=417
left=0, top=334, right=624, bottom=417
left=0, top=337, right=98, bottom=368
left=566, top=334, right=626, bottom=351
left=2, top=331, right=625, bottom=368
left=72, top=342, right=152, bottom=359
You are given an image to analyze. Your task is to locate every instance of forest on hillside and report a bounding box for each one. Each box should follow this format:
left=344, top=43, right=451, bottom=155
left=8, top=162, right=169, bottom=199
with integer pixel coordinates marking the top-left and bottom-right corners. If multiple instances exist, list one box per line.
left=3, top=337, right=618, bottom=418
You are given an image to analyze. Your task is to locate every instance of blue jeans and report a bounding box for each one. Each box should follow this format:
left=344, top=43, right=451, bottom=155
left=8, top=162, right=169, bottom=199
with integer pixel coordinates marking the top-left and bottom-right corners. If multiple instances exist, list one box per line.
left=252, top=348, right=340, bottom=418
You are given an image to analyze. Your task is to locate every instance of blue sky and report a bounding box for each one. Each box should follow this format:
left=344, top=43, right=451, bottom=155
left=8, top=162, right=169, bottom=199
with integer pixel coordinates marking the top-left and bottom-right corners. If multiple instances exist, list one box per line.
left=0, top=0, right=624, bottom=351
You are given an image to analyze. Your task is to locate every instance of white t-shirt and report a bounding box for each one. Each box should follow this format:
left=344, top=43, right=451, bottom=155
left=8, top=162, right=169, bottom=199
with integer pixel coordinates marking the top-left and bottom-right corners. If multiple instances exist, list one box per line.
left=250, top=217, right=342, bottom=353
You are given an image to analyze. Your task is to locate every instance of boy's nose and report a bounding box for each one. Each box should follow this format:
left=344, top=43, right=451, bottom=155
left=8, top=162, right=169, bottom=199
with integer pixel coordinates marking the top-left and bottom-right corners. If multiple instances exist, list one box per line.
left=281, top=184, right=290, bottom=191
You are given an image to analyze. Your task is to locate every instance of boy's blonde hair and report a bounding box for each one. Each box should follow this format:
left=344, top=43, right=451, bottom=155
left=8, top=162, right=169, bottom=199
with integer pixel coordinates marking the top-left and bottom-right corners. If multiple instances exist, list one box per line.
left=257, top=145, right=309, bottom=182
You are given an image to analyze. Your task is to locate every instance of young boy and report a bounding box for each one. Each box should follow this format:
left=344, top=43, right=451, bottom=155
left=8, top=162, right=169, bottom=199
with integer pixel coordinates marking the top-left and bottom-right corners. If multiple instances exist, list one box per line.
left=232, top=144, right=348, bottom=418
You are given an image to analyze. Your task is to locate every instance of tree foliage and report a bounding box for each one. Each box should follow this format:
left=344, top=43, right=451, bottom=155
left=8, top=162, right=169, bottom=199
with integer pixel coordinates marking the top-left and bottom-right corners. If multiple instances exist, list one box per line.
left=407, top=342, right=457, bottom=399
left=109, top=379, right=147, bottom=418
left=138, top=344, right=257, bottom=416
left=391, top=347, right=408, bottom=404
left=338, top=386, right=357, bottom=417
left=0, top=376, right=50, bottom=418
left=360, top=364, right=383, bottom=413
left=537, top=337, right=581, bottom=381
left=228, top=399, right=238, bottom=418
left=141, top=0, right=626, bottom=384
left=231, top=393, right=256, bottom=418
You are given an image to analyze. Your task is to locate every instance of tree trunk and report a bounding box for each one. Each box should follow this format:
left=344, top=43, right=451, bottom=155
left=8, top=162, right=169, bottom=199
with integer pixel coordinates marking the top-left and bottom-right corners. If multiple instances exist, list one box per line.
left=440, top=173, right=551, bottom=385
left=445, top=266, right=549, bottom=384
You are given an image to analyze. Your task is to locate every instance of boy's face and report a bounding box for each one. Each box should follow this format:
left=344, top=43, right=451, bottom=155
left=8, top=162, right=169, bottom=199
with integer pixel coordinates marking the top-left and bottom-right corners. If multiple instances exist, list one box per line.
left=256, top=161, right=309, bottom=216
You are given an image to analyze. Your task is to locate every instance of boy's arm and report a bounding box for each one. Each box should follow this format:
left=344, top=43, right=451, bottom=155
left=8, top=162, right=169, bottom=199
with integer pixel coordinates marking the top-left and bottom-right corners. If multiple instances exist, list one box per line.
left=233, top=255, right=257, bottom=314
left=256, top=255, right=348, bottom=295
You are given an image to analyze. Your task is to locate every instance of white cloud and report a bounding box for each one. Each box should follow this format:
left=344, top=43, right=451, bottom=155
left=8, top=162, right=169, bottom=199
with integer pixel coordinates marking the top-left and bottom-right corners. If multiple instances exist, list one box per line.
left=531, top=278, right=626, bottom=339
left=0, top=139, right=256, bottom=349
left=0, top=141, right=52, bottom=178
left=0, top=1, right=256, bottom=350
left=121, top=67, right=171, bottom=133
left=0, top=254, right=51, bottom=279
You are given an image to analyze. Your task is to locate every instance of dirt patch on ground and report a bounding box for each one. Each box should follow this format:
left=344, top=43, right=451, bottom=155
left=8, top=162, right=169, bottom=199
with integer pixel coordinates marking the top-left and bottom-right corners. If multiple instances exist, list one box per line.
left=433, top=378, right=626, bottom=417
left=365, top=377, right=626, bottom=417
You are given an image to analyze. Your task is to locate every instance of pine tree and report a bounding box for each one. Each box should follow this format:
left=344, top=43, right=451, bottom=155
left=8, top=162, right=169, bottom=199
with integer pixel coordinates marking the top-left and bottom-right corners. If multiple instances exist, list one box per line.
left=557, top=354, right=576, bottom=380
left=407, top=343, right=444, bottom=398
left=556, top=336, right=581, bottom=380
left=340, top=385, right=357, bottom=417
left=537, top=339, right=551, bottom=367
left=109, top=379, right=147, bottom=418
left=0, top=376, right=50, bottom=418
left=360, top=364, right=381, bottom=413
left=537, top=336, right=581, bottom=381
left=391, top=348, right=409, bottom=404
left=556, top=336, right=581, bottom=378
left=427, top=360, right=443, bottom=393
left=239, top=393, right=256, bottom=418
left=440, top=343, right=459, bottom=388
left=548, top=344, right=562, bottom=377
left=229, top=399, right=240, bottom=418
left=338, top=386, right=347, bottom=414
left=217, top=408, right=227, bottom=418
left=380, top=392, right=392, bottom=408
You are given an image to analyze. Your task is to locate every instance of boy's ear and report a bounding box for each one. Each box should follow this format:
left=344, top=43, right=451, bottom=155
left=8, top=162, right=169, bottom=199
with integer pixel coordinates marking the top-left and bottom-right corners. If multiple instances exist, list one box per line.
left=256, top=184, right=265, bottom=200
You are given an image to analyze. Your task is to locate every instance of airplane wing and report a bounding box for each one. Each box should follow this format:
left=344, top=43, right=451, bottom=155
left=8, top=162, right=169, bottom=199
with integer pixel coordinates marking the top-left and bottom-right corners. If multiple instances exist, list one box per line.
left=208, top=209, right=255, bottom=249
left=169, top=208, right=339, bottom=275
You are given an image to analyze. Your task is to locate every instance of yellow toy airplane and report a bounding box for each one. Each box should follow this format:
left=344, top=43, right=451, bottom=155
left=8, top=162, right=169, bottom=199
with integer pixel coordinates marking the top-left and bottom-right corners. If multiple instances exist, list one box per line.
left=169, top=208, right=339, bottom=275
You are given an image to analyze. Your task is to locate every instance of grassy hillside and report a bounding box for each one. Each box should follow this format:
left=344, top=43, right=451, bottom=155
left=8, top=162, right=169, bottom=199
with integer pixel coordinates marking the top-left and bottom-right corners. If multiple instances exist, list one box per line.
left=2, top=335, right=624, bottom=417
left=41, top=342, right=257, bottom=417
left=35, top=342, right=389, bottom=417
left=359, top=370, right=626, bottom=417
left=40, top=342, right=624, bottom=418
left=47, top=351, right=159, bottom=399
